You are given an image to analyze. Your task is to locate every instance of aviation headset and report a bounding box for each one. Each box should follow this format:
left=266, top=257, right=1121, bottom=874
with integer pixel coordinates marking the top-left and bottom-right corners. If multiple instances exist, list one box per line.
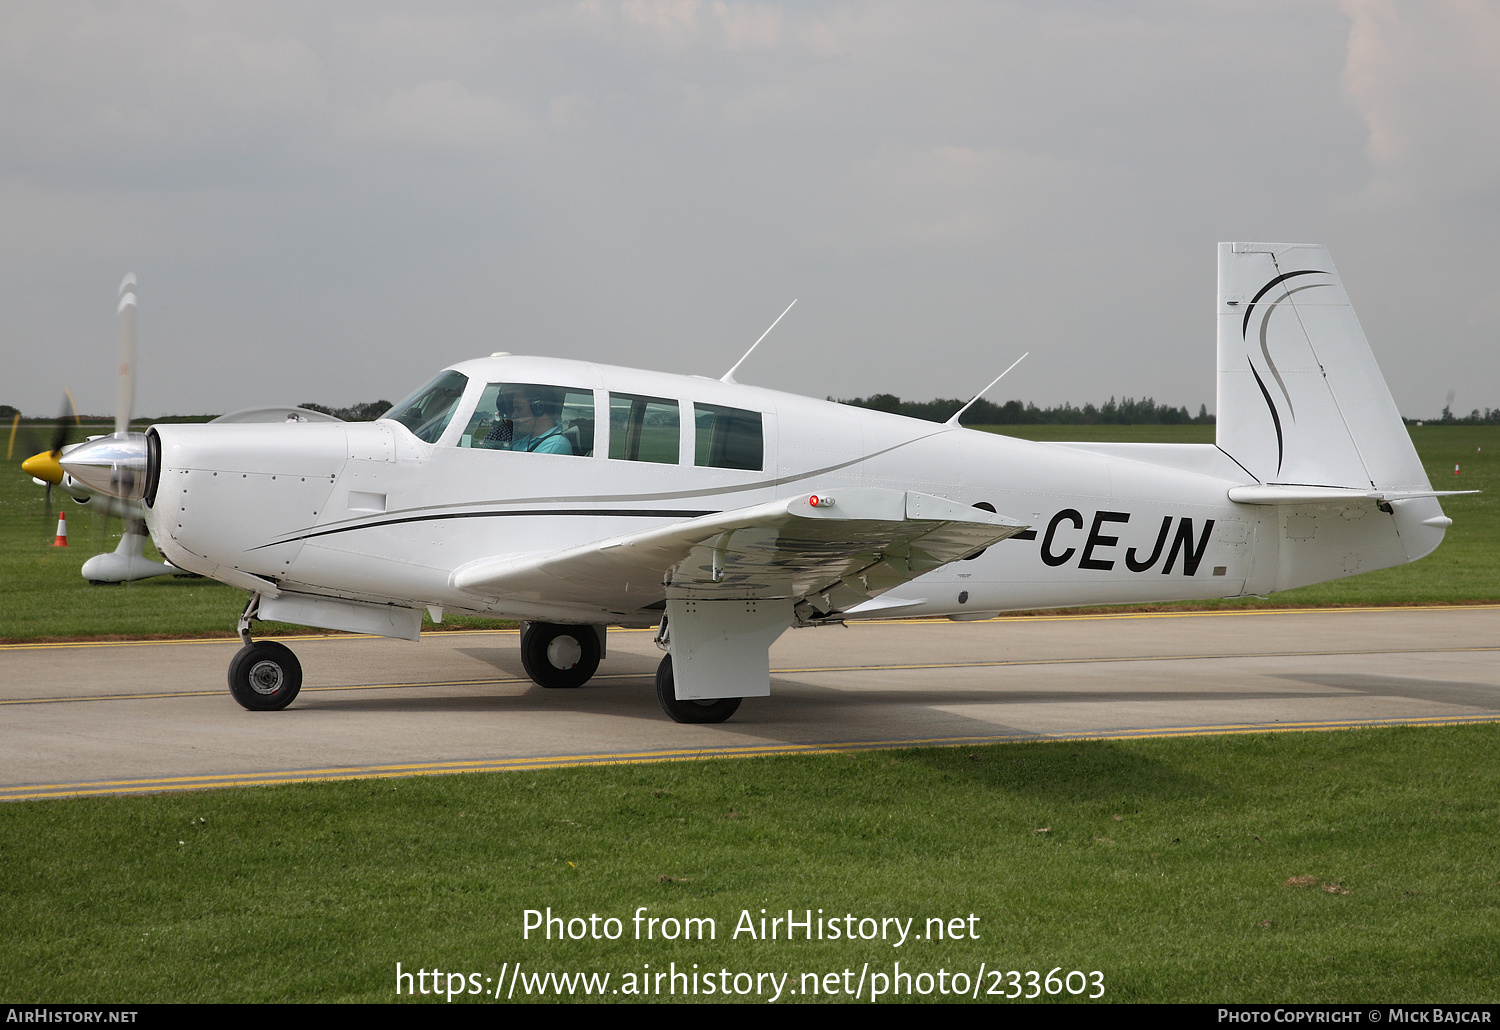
left=497, top=388, right=560, bottom=420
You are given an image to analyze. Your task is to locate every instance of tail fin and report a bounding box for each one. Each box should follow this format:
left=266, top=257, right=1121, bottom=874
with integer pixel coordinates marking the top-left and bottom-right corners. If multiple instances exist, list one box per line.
left=1216, top=243, right=1430, bottom=492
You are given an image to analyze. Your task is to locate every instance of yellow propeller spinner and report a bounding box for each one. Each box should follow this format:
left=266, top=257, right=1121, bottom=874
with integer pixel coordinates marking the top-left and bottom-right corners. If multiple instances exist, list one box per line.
left=21, top=449, right=64, bottom=485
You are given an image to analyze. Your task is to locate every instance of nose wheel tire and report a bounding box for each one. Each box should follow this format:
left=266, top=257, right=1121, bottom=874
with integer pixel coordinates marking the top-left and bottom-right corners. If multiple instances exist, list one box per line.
left=654, top=654, right=742, bottom=724
left=520, top=623, right=601, bottom=689
left=228, top=640, right=303, bottom=711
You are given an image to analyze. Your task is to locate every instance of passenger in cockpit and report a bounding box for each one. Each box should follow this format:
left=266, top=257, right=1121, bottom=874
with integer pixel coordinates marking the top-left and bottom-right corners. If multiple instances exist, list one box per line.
left=486, top=386, right=575, bottom=455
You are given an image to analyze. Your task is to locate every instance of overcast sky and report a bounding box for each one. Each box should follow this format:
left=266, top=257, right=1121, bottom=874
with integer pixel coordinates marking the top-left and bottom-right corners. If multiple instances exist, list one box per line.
left=2, top=1, right=1497, bottom=419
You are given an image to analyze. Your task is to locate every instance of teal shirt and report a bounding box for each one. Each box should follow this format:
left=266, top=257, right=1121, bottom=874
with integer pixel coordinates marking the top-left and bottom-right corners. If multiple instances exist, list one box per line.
left=512, top=425, right=573, bottom=455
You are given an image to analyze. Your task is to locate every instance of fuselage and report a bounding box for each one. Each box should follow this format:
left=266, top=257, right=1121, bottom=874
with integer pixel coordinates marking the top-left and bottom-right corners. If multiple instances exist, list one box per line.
left=142, top=353, right=1441, bottom=627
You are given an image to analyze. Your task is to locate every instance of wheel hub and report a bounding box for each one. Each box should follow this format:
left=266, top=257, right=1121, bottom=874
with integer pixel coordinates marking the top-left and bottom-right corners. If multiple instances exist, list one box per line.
left=248, top=660, right=285, bottom=694
left=546, top=635, right=583, bottom=670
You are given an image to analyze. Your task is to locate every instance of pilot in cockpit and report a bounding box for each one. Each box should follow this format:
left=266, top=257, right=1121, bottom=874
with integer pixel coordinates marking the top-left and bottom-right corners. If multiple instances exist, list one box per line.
left=485, top=386, right=575, bottom=455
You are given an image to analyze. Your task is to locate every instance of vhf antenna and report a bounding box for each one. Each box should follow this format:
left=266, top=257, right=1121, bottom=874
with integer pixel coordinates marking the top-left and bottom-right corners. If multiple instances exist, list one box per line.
left=946, top=352, right=1029, bottom=426
left=721, top=299, right=797, bottom=384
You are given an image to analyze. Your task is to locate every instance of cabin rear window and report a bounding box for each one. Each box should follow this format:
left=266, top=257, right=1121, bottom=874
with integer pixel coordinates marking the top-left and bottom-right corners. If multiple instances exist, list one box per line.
left=459, top=384, right=595, bottom=456
left=694, top=403, right=764, bottom=471
left=609, top=393, right=680, bottom=464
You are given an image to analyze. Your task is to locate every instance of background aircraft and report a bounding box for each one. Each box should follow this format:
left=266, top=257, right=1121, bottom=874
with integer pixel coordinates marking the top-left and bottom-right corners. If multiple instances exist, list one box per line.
left=60, top=244, right=1471, bottom=723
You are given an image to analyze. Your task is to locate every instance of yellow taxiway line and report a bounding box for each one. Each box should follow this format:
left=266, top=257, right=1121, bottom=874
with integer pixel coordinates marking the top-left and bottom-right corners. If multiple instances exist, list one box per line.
left=4, top=712, right=1496, bottom=802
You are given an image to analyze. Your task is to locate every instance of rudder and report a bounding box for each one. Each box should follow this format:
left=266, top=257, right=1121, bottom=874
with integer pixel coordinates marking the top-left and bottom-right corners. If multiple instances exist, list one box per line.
left=1215, top=242, right=1430, bottom=493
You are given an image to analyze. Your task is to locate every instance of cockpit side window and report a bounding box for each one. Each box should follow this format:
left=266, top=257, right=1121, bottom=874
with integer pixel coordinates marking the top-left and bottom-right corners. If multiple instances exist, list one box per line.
left=459, top=383, right=595, bottom=456
left=609, top=393, right=680, bottom=464
left=381, top=370, right=470, bottom=443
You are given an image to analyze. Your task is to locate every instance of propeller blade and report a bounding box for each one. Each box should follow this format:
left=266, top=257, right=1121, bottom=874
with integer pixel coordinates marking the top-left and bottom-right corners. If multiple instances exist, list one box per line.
left=6, top=413, right=17, bottom=461
left=48, top=394, right=75, bottom=457
left=116, top=275, right=137, bottom=436
left=95, top=495, right=111, bottom=556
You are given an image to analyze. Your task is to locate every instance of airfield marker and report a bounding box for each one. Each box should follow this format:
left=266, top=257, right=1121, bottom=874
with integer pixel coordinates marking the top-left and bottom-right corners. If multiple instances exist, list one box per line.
left=52, top=511, right=68, bottom=547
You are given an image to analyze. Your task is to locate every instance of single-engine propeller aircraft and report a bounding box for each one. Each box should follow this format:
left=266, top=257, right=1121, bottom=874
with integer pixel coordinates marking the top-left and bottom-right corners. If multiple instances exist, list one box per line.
left=62, top=244, right=1469, bottom=722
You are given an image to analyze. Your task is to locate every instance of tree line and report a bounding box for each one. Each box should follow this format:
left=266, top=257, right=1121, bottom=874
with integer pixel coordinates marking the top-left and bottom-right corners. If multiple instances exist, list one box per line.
left=1417, top=406, right=1500, bottom=426
left=3, top=396, right=1210, bottom=425
left=834, top=394, right=1215, bottom=426
left=298, top=400, right=393, bottom=421
left=27, top=396, right=1500, bottom=426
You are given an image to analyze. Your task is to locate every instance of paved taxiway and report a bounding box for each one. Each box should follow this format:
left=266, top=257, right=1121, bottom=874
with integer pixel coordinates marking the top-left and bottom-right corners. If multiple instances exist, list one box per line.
left=3, top=606, right=1498, bottom=800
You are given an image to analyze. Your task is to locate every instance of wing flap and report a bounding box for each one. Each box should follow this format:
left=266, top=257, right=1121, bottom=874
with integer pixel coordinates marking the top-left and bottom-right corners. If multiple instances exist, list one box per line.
left=450, top=488, right=1026, bottom=615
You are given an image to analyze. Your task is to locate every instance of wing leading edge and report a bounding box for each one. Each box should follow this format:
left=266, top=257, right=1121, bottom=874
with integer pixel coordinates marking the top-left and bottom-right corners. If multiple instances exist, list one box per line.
left=450, top=488, right=1028, bottom=619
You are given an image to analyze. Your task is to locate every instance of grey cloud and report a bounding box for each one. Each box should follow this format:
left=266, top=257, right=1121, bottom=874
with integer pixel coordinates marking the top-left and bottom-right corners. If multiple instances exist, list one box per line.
left=0, top=2, right=1493, bottom=420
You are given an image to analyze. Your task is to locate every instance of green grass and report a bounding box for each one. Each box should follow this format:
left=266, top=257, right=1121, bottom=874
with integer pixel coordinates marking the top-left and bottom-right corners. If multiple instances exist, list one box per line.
left=2, top=427, right=1496, bottom=641
left=1, top=725, right=1496, bottom=1002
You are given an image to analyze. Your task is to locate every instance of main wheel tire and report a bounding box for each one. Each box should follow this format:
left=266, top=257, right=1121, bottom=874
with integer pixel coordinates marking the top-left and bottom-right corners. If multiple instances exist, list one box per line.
left=654, top=654, right=742, bottom=724
left=228, top=641, right=303, bottom=711
left=520, top=623, right=601, bottom=689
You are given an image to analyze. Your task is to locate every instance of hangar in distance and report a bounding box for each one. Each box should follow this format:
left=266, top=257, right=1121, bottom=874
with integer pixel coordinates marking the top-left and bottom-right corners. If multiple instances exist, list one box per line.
left=61, top=243, right=1468, bottom=723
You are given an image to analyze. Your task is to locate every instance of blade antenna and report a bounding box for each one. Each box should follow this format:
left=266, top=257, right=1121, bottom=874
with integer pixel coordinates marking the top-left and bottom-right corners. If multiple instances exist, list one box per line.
left=946, top=352, right=1029, bottom=426
left=721, top=299, right=796, bottom=384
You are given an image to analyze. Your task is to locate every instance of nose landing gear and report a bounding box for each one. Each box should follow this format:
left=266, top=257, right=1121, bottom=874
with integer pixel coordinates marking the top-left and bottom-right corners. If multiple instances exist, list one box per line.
left=228, top=640, right=303, bottom=711
left=228, top=593, right=302, bottom=711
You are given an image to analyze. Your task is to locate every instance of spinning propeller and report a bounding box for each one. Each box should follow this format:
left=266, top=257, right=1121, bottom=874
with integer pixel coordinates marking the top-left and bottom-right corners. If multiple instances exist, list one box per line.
left=62, top=277, right=151, bottom=502
left=13, top=275, right=172, bottom=583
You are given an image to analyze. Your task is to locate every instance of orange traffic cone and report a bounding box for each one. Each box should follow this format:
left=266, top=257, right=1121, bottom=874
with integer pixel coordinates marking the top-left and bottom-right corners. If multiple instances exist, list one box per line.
left=52, top=511, right=69, bottom=547
left=1454, top=463, right=1461, bottom=476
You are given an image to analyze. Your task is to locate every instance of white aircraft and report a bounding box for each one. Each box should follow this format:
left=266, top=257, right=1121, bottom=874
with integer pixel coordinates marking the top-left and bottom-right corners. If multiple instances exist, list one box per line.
left=61, top=243, right=1468, bottom=723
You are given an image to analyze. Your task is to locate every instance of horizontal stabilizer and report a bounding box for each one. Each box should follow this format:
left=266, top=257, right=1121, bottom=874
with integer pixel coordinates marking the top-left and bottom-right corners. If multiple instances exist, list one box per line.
left=1227, top=485, right=1478, bottom=505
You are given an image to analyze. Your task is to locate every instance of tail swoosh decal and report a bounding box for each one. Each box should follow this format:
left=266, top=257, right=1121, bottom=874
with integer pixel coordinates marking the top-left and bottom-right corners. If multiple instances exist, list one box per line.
left=1241, top=268, right=1329, bottom=475
left=1241, top=269, right=1324, bottom=339
left=1256, top=282, right=1327, bottom=421
left=1248, top=364, right=1285, bottom=474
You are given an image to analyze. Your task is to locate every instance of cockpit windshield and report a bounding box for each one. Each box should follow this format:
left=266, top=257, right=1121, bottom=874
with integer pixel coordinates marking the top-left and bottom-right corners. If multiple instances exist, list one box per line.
left=381, top=370, right=469, bottom=443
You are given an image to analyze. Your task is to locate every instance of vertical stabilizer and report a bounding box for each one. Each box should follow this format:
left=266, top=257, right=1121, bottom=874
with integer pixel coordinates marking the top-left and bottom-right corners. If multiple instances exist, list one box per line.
left=1216, top=243, right=1429, bottom=492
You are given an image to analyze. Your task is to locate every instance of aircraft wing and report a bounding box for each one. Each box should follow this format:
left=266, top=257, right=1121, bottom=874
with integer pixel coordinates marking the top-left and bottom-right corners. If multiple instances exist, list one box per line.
left=450, top=488, right=1027, bottom=617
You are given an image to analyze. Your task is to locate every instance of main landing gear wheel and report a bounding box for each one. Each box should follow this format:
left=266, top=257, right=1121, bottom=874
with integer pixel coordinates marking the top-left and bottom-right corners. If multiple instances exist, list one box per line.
left=654, top=654, right=742, bottom=724
left=520, top=623, right=601, bottom=689
left=228, top=640, right=303, bottom=711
